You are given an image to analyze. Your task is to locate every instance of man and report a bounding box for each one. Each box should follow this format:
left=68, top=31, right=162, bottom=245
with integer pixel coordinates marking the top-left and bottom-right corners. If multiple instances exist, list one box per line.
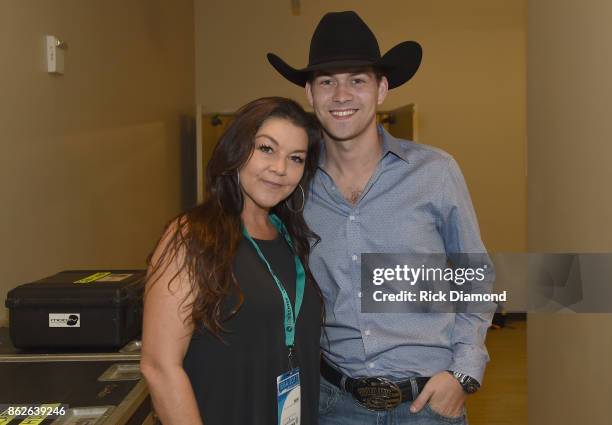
left=267, top=11, right=494, bottom=424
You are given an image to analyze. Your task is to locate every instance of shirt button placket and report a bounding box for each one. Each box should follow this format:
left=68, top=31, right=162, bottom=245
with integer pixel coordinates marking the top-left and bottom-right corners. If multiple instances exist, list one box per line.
left=349, top=212, right=361, bottom=302
left=350, top=211, right=370, bottom=367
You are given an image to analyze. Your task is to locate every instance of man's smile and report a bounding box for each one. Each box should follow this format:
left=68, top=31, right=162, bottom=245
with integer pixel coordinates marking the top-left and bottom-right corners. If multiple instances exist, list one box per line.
left=330, top=109, right=358, bottom=119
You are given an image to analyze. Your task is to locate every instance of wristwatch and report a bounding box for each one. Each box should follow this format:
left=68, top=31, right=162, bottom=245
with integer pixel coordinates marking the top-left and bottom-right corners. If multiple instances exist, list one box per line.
left=447, top=370, right=480, bottom=394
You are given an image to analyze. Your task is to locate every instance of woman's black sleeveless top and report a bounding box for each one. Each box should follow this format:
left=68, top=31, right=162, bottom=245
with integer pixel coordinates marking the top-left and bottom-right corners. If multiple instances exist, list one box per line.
left=183, top=234, right=321, bottom=425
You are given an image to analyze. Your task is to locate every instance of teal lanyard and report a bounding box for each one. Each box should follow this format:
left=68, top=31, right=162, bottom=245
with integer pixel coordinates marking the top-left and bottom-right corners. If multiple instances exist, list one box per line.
left=242, top=214, right=306, bottom=358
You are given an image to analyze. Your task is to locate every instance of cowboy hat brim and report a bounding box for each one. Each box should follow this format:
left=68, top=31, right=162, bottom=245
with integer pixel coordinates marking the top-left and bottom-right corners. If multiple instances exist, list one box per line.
left=267, top=41, right=422, bottom=89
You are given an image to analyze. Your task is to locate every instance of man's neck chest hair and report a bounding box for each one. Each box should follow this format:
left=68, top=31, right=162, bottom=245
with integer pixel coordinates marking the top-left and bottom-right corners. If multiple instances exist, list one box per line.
left=325, top=144, right=381, bottom=206
left=328, top=170, right=370, bottom=206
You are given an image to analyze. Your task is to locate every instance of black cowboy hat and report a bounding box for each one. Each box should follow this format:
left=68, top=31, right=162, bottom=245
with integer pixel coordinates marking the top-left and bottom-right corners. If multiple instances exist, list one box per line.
left=267, top=11, right=422, bottom=89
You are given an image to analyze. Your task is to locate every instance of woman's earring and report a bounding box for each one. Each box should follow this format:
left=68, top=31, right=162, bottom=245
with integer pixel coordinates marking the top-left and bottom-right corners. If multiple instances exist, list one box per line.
left=285, top=184, right=305, bottom=213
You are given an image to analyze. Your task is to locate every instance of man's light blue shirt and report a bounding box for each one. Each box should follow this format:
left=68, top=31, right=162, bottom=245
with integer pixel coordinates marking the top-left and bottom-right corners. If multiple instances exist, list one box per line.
left=304, top=126, right=494, bottom=384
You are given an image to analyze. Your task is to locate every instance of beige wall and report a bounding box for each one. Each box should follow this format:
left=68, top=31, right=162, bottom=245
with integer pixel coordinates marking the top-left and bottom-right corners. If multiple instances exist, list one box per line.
left=528, top=0, right=612, bottom=252
left=528, top=0, right=612, bottom=423
left=0, top=0, right=195, bottom=325
left=195, top=0, right=527, bottom=253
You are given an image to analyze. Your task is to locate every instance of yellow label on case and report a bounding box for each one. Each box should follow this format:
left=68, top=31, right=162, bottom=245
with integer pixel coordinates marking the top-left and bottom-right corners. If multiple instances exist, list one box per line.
left=17, top=404, right=61, bottom=425
left=0, top=412, right=16, bottom=425
left=74, top=272, right=111, bottom=284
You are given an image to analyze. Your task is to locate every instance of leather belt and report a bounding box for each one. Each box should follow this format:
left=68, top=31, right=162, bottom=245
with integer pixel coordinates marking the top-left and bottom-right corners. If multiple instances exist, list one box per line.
left=321, top=358, right=430, bottom=411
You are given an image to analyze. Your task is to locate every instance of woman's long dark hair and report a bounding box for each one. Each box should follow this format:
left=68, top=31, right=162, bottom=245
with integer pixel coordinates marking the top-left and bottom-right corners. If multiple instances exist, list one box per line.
left=145, top=97, right=322, bottom=338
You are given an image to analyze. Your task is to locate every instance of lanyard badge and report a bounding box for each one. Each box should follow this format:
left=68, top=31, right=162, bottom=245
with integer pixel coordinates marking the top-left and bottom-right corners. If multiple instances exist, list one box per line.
left=242, top=214, right=305, bottom=425
left=242, top=214, right=306, bottom=359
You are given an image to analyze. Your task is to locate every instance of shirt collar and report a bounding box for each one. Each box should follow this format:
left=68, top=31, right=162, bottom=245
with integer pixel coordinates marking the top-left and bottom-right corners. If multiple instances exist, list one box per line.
left=316, top=125, right=410, bottom=169
left=379, top=125, right=410, bottom=164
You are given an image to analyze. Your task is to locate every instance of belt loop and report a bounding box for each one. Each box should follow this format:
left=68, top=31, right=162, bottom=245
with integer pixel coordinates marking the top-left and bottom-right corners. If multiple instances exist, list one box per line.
left=409, top=377, right=419, bottom=400
left=340, top=375, right=348, bottom=392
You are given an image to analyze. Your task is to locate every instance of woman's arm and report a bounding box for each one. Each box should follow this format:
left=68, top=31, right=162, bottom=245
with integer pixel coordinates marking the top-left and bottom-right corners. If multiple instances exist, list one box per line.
left=140, top=222, right=204, bottom=425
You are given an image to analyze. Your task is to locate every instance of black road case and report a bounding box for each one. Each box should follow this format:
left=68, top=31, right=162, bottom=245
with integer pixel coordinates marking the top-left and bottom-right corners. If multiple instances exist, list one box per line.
left=5, top=270, right=145, bottom=349
left=0, top=360, right=151, bottom=425
left=0, top=328, right=152, bottom=425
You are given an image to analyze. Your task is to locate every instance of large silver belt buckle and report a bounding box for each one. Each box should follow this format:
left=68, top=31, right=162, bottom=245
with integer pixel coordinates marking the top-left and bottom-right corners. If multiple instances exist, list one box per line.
left=352, top=377, right=403, bottom=411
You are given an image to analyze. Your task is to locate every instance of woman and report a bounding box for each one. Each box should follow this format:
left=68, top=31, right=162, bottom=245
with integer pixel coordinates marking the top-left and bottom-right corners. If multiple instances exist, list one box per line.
left=140, top=97, right=322, bottom=425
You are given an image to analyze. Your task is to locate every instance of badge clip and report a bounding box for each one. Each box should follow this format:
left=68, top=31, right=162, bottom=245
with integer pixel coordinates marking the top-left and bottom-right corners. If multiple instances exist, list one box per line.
left=288, top=345, right=296, bottom=370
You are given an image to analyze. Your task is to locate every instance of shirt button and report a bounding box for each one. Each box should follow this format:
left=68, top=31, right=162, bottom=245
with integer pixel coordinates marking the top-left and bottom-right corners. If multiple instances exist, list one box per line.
left=352, top=254, right=358, bottom=261
left=368, top=362, right=375, bottom=369
left=364, top=329, right=371, bottom=336
left=349, top=215, right=355, bottom=221
left=358, top=292, right=362, bottom=298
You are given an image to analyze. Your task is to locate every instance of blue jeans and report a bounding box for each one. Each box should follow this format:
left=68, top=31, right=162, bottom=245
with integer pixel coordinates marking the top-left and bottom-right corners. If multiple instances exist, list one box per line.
left=319, top=376, right=468, bottom=425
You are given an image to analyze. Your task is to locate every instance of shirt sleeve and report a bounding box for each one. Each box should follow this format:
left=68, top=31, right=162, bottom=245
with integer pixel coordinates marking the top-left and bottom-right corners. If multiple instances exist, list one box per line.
left=438, top=156, right=495, bottom=385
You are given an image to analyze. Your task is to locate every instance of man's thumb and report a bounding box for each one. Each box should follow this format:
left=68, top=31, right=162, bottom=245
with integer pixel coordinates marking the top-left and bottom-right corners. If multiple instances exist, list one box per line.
left=409, top=387, right=431, bottom=413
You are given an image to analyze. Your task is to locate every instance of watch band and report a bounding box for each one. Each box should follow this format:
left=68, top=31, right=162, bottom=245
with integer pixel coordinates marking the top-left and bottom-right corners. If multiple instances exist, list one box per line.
left=447, top=370, right=480, bottom=394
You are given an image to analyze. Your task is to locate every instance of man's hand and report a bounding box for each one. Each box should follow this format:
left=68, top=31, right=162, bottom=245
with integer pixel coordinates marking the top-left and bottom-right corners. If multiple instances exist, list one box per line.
left=409, top=371, right=467, bottom=417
